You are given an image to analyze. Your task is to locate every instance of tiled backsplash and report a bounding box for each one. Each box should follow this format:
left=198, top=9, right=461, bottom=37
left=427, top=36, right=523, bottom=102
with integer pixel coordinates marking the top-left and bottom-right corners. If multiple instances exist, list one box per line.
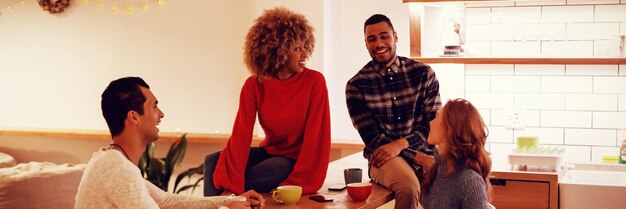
left=466, top=64, right=626, bottom=163
left=465, top=2, right=626, bottom=57
left=460, top=0, right=626, bottom=163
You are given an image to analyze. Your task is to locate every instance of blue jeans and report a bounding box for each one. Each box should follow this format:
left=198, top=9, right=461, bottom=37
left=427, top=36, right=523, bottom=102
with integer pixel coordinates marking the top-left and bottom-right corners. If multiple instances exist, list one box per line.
left=203, top=147, right=296, bottom=196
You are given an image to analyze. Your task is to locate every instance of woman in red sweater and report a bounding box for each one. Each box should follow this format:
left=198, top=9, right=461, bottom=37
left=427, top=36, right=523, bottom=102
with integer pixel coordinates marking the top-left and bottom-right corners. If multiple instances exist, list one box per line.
left=203, top=7, right=331, bottom=196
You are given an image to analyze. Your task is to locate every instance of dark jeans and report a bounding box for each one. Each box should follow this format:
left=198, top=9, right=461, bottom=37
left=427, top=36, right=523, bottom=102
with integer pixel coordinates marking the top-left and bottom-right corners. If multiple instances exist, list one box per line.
left=203, top=147, right=296, bottom=196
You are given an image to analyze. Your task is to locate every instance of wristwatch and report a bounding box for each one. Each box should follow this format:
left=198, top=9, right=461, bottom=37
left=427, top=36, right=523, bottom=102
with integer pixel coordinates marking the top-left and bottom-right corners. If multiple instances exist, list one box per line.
left=218, top=206, right=229, bottom=209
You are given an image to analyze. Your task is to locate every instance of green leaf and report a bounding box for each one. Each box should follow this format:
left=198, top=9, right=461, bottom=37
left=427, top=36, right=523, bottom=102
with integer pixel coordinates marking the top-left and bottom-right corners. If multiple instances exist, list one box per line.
left=137, top=143, right=151, bottom=177
left=166, top=134, right=188, bottom=172
left=149, top=158, right=166, bottom=191
left=174, top=163, right=204, bottom=192
left=136, top=133, right=193, bottom=193
left=175, top=184, right=198, bottom=194
left=176, top=177, right=203, bottom=194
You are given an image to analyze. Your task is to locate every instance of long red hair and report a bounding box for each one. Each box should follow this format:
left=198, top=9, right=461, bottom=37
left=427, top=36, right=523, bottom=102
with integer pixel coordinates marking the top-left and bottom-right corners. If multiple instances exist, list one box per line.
left=423, top=98, right=493, bottom=201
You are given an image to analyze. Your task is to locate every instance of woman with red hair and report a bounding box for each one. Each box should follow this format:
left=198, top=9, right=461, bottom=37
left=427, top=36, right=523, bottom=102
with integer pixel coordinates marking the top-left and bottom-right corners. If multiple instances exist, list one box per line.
left=420, top=98, right=493, bottom=209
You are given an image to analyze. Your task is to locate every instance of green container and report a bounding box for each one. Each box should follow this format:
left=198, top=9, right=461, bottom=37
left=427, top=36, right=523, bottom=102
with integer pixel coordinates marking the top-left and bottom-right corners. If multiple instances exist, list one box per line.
left=517, top=136, right=539, bottom=150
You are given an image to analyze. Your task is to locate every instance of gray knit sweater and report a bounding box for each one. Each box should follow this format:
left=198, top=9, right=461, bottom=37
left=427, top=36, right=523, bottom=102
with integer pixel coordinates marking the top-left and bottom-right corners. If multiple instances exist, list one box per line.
left=422, top=153, right=491, bottom=209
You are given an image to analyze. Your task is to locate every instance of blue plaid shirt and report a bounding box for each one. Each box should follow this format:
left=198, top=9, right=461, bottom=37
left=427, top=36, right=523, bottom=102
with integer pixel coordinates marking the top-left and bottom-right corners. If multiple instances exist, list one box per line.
left=346, top=56, right=441, bottom=175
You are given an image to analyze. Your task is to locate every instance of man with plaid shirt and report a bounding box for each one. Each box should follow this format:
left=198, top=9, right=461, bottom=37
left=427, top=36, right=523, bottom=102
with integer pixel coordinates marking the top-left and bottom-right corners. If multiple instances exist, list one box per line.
left=345, top=14, right=441, bottom=209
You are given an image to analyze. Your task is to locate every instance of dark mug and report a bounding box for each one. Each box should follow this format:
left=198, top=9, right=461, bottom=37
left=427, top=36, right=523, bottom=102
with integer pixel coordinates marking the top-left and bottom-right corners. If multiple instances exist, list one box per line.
left=344, top=168, right=362, bottom=185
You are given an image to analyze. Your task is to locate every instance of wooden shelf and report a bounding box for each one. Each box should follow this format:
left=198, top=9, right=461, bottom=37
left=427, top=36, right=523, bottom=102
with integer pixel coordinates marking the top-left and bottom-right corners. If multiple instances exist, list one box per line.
left=403, top=0, right=498, bottom=2
left=411, top=57, right=626, bottom=65
left=0, top=129, right=364, bottom=150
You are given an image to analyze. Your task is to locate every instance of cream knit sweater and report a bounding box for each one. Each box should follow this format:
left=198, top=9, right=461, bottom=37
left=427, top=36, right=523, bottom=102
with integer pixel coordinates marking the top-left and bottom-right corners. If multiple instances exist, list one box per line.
left=75, top=148, right=233, bottom=209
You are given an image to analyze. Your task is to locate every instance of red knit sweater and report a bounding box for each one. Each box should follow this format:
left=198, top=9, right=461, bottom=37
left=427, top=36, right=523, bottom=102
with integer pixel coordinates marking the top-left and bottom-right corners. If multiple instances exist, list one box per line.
left=213, top=68, right=331, bottom=195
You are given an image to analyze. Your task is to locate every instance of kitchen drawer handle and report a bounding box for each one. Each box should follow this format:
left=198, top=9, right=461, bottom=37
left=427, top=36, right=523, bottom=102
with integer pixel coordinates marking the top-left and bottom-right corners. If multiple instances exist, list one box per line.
left=490, top=178, right=506, bottom=186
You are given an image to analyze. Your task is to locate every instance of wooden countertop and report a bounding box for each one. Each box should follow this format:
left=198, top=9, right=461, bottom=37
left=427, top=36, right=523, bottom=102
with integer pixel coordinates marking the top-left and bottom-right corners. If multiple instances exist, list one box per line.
left=261, top=152, right=394, bottom=209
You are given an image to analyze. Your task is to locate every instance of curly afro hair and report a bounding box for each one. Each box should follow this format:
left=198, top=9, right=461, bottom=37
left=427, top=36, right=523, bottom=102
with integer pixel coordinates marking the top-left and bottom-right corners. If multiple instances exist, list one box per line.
left=244, top=7, right=315, bottom=80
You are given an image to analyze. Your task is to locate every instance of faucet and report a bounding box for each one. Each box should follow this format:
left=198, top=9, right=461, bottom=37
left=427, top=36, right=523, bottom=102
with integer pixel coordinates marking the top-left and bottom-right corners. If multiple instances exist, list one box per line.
left=561, top=163, right=575, bottom=180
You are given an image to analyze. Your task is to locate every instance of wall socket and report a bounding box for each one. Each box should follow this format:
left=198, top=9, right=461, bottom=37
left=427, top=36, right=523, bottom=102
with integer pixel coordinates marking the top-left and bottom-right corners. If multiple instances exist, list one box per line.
left=505, top=108, right=526, bottom=130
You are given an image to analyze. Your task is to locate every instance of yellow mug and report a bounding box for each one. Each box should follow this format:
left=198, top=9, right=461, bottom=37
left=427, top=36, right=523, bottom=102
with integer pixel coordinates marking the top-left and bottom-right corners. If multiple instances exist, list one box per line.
left=271, top=185, right=302, bottom=205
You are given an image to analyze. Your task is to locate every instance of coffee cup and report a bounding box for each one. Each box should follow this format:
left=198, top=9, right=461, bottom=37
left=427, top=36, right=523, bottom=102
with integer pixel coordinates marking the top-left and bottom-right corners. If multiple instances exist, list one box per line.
left=344, top=168, right=362, bottom=185
left=347, top=182, right=372, bottom=201
left=271, top=185, right=302, bottom=205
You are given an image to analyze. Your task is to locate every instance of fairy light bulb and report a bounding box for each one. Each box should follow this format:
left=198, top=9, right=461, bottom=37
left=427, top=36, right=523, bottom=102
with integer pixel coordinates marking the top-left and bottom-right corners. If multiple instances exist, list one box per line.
left=8, top=5, right=13, bottom=10
left=20, top=0, right=25, bottom=6
left=157, top=0, right=164, bottom=5
left=111, top=5, right=117, bottom=12
left=141, top=3, right=149, bottom=11
left=82, top=0, right=89, bottom=4
left=95, top=2, right=101, bottom=8
left=125, top=5, right=133, bottom=13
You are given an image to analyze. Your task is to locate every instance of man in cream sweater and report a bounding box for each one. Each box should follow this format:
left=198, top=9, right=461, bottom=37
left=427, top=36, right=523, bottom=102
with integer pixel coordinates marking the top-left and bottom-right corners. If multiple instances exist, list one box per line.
left=74, top=77, right=265, bottom=209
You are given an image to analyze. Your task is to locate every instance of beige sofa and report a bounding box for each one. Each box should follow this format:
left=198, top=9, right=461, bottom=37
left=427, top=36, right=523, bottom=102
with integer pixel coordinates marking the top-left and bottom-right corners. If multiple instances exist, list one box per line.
left=0, top=159, right=85, bottom=209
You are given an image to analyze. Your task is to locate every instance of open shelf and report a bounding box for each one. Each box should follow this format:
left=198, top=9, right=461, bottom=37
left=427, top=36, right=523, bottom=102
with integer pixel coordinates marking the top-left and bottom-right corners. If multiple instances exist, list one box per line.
left=403, top=0, right=502, bottom=2
left=411, top=57, right=626, bottom=65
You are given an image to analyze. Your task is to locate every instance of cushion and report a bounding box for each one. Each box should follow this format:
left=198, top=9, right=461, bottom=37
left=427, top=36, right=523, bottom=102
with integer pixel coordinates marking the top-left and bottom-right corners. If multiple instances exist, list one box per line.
left=0, top=153, right=16, bottom=169
left=0, top=162, right=85, bottom=209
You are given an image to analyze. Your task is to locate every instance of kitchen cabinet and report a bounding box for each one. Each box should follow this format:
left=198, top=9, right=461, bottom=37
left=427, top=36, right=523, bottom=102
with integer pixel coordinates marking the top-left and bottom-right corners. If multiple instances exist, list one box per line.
left=490, top=169, right=558, bottom=209
left=402, top=0, right=626, bottom=65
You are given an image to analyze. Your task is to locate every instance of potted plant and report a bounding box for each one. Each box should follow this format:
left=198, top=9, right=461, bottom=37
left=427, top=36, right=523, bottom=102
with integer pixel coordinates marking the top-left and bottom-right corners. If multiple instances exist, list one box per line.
left=138, top=133, right=188, bottom=192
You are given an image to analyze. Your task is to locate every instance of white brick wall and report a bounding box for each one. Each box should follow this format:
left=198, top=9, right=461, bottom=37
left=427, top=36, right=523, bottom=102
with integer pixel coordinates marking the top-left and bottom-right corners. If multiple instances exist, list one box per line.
left=478, top=109, right=491, bottom=125
left=491, top=109, right=541, bottom=126
left=568, top=0, right=619, bottom=5
left=593, top=77, right=626, bottom=93
left=565, top=94, right=618, bottom=111
left=619, top=94, right=626, bottom=111
left=459, top=1, right=626, bottom=163
left=564, top=128, right=617, bottom=146
left=541, top=76, right=593, bottom=93
left=466, top=92, right=515, bottom=109
left=595, top=5, right=626, bottom=22
left=515, top=0, right=566, bottom=6
left=491, top=76, right=541, bottom=92
left=593, top=112, right=626, bottom=128
left=566, top=65, right=618, bottom=76
left=591, top=146, right=620, bottom=162
left=567, top=23, right=619, bottom=40
left=466, top=76, right=490, bottom=92
left=541, top=110, right=592, bottom=128
left=466, top=64, right=514, bottom=75
left=514, top=127, right=565, bottom=144
left=515, top=93, right=565, bottom=110
left=492, top=7, right=542, bottom=24
left=515, top=65, right=565, bottom=75
left=542, top=6, right=594, bottom=23
left=488, top=126, right=514, bottom=143
left=563, top=145, right=592, bottom=162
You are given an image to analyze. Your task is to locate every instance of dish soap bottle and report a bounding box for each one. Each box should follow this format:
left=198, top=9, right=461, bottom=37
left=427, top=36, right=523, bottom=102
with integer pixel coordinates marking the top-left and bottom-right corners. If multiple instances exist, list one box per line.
left=620, top=139, right=626, bottom=164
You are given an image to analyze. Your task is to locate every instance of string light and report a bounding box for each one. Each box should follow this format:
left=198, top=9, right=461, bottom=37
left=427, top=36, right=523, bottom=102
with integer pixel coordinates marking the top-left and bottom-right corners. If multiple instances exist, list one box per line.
left=0, top=0, right=26, bottom=15
left=88, top=0, right=165, bottom=14
left=0, top=0, right=166, bottom=16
